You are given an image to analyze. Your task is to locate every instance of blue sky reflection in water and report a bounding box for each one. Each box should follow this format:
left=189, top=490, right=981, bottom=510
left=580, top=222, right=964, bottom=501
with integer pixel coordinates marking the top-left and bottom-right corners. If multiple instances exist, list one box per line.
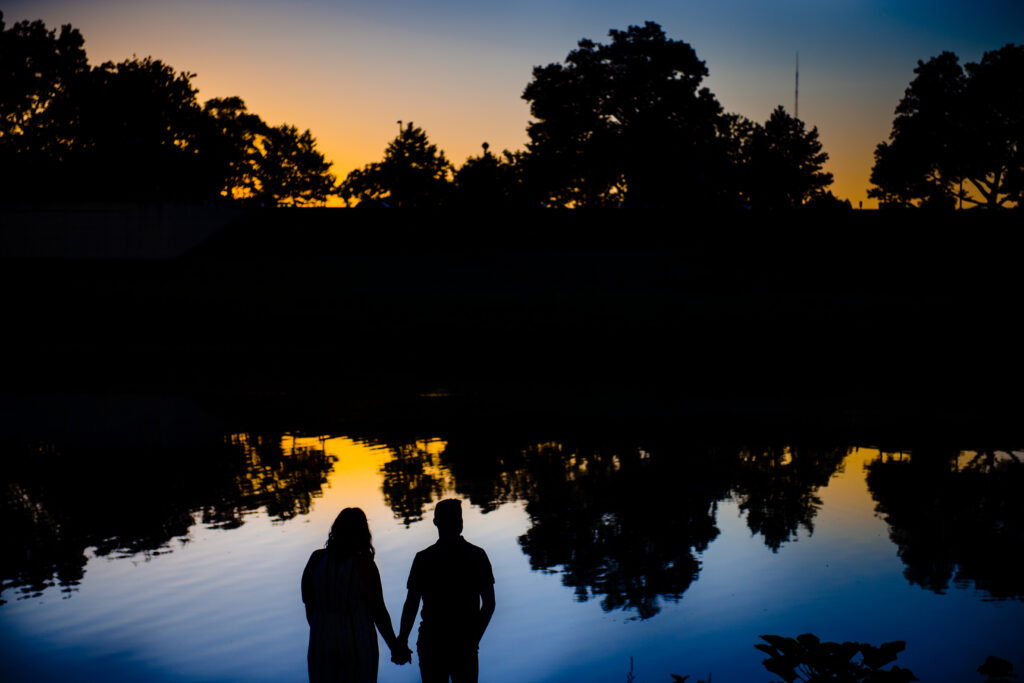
left=1, top=438, right=1022, bottom=683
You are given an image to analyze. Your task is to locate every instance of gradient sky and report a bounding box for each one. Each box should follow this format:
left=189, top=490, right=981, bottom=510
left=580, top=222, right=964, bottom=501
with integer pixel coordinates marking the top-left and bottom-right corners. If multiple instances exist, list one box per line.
left=5, top=0, right=1023, bottom=206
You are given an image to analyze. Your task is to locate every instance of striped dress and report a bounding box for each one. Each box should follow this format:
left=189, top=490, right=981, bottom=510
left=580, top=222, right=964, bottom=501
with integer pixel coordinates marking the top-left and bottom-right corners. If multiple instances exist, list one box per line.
left=302, top=549, right=379, bottom=683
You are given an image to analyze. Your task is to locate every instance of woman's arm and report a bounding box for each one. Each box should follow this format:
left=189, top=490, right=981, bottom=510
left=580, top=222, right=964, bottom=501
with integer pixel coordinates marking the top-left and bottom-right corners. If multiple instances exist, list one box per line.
left=355, top=555, right=399, bottom=651
left=301, top=550, right=321, bottom=626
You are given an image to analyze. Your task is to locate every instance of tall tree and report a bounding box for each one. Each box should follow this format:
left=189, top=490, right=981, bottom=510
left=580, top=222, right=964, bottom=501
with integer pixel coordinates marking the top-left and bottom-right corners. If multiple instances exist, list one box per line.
left=869, top=45, right=1023, bottom=208
left=0, top=12, right=89, bottom=200
left=746, top=106, right=834, bottom=210
left=0, top=12, right=87, bottom=139
left=66, top=56, right=206, bottom=200
left=1, top=14, right=337, bottom=205
left=868, top=140, right=935, bottom=207
left=339, top=122, right=452, bottom=207
left=522, top=22, right=728, bottom=208
left=250, top=124, right=337, bottom=207
left=198, top=96, right=267, bottom=201
left=960, top=44, right=1024, bottom=207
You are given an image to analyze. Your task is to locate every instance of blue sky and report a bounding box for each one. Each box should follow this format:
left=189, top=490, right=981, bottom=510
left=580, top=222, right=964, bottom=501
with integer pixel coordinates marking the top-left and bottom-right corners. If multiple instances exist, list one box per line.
left=5, top=0, right=1022, bottom=205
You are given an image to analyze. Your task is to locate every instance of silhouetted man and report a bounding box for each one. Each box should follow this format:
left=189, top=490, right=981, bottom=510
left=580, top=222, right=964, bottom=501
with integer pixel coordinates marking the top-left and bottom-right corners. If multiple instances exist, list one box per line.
left=397, top=499, right=495, bottom=683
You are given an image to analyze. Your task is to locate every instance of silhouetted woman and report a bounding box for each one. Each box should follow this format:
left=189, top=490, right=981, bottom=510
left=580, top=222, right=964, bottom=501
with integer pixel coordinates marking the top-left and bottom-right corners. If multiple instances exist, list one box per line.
left=302, top=507, right=404, bottom=682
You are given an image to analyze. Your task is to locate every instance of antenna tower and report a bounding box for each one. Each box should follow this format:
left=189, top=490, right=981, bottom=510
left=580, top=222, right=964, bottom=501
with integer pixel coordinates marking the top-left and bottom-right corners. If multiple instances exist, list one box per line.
left=790, top=52, right=798, bottom=119
left=795, top=52, right=799, bottom=119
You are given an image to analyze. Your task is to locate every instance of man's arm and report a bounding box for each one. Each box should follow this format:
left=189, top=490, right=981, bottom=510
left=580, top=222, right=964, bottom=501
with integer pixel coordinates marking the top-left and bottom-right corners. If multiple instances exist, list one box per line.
left=398, top=589, right=421, bottom=646
left=477, top=583, right=495, bottom=644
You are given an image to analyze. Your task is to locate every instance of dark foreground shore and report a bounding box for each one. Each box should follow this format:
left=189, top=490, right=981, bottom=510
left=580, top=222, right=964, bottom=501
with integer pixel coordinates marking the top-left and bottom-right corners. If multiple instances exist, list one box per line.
left=2, top=207, right=1022, bottom=441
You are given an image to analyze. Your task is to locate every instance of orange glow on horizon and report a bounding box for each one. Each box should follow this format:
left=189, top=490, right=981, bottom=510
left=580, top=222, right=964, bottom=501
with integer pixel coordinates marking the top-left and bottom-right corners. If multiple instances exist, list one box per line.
left=12, top=0, right=1017, bottom=210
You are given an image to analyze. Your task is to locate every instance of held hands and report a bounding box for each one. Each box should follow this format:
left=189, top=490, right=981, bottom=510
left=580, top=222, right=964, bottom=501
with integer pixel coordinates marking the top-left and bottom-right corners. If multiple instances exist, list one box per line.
left=390, top=640, right=413, bottom=665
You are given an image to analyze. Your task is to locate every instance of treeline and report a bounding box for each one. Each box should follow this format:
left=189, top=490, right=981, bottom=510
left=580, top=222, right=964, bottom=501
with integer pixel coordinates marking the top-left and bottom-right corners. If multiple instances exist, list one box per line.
left=0, top=12, right=335, bottom=206
left=870, top=45, right=1023, bottom=209
left=341, top=23, right=840, bottom=210
left=2, top=13, right=1020, bottom=208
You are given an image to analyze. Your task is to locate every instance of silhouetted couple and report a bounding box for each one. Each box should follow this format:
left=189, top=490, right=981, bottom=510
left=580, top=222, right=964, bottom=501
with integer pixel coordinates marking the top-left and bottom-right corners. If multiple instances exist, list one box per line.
left=302, top=500, right=495, bottom=683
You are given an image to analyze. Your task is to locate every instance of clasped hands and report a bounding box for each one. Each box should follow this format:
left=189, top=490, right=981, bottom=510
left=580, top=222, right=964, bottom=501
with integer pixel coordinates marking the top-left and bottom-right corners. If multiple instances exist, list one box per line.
left=390, top=640, right=413, bottom=665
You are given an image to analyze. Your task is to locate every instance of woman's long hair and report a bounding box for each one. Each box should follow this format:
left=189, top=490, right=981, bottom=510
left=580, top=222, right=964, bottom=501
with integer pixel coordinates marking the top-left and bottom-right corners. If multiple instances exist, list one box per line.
left=325, top=507, right=374, bottom=558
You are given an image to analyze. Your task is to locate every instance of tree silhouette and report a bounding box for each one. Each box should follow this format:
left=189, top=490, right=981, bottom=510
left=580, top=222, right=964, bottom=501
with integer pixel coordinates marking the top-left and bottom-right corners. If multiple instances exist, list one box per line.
left=0, top=13, right=88, bottom=201
left=250, top=124, right=337, bottom=206
left=66, top=56, right=206, bottom=201
left=198, top=96, right=266, bottom=201
left=869, top=44, right=1024, bottom=208
left=379, top=442, right=452, bottom=526
left=513, top=442, right=727, bottom=619
left=961, top=44, right=1024, bottom=207
left=522, top=22, right=728, bottom=208
left=733, top=446, right=848, bottom=552
left=453, top=142, right=527, bottom=208
left=867, top=140, right=934, bottom=207
left=0, top=12, right=87, bottom=140
left=0, top=434, right=336, bottom=603
left=1, top=38, right=203, bottom=200
left=866, top=450, right=1024, bottom=600
left=746, top=106, right=834, bottom=210
left=1, top=15, right=337, bottom=204
left=367, top=432, right=737, bottom=620
left=339, top=121, right=452, bottom=207
left=368, top=431, right=864, bottom=619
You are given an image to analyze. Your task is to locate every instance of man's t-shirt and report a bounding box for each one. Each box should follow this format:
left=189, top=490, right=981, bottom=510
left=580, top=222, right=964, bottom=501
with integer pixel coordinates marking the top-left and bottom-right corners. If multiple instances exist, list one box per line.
left=407, top=535, right=494, bottom=648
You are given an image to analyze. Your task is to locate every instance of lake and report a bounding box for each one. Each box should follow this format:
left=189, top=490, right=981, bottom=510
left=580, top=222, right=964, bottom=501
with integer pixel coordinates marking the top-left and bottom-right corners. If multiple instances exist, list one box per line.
left=2, top=393, right=1021, bottom=682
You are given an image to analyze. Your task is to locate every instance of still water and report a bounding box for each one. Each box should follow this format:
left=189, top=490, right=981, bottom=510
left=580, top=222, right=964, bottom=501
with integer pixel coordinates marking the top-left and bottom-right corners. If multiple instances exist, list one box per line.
left=2, top=407, right=1022, bottom=682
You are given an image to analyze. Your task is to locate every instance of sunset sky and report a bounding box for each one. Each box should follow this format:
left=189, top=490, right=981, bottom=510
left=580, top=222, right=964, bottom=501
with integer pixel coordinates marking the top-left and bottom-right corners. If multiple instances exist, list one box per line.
left=6, top=0, right=1022, bottom=206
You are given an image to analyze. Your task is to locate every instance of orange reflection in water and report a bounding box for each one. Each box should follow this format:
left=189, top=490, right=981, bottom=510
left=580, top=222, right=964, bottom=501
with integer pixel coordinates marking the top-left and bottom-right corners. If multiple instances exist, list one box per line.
left=291, top=436, right=455, bottom=558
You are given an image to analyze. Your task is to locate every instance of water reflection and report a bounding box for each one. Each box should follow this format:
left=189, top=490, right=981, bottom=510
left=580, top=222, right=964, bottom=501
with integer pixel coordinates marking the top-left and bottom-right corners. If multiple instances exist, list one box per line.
left=733, top=445, right=849, bottom=552
left=0, top=434, right=335, bottom=603
left=512, top=442, right=727, bottom=619
left=866, top=448, right=1024, bottom=600
left=375, top=435, right=852, bottom=618
left=371, top=434, right=1024, bottom=617
left=4, top=426, right=1023, bottom=619
left=379, top=440, right=452, bottom=526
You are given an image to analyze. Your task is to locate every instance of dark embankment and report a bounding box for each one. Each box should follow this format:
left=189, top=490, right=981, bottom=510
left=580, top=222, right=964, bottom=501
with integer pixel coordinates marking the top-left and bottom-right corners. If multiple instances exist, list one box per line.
left=2, top=208, right=1022, bottom=438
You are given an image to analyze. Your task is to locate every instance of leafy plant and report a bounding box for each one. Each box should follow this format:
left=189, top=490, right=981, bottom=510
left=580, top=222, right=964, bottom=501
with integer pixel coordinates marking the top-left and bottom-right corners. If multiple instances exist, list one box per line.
left=978, top=657, right=1016, bottom=683
left=755, top=634, right=918, bottom=683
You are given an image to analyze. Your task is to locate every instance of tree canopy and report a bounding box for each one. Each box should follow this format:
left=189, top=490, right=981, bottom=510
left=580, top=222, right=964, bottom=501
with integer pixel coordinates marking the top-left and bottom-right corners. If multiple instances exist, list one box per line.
left=520, top=22, right=835, bottom=209
left=1, top=13, right=856, bottom=210
left=522, top=21, right=729, bottom=207
left=339, top=122, right=452, bottom=207
left=0, top=12, right=87, bottom=139
left=869, top=44, right=1023, bottom=208
left=198, top=96, right=265, bottom=201
left=56, top=56, right=206, bottom=201
left=745, top=106, right=834, bottom=210
left=250, top=124, right=337, bottom=207
left=0, top=12, right=336, bottom=205
left=453, top=143, right=527, bottom=209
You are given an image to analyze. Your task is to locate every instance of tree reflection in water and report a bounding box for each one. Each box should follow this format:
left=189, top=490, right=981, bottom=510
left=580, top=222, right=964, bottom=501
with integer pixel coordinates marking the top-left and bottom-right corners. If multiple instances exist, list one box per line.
left=733, top=446, right=850, bottom=552
left=374, top=436, right=847, bottom=619
left=373, top=435, right=1023, bottom=617
left=0, top=434, right=335, bottom=603
left=511, top=442, right=730, bottom=619
left=6, top=426, right=1022, bottom=617
left=379, top=440, right=452, bottom=526
left=866, top=449, right=1024, bottom=600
